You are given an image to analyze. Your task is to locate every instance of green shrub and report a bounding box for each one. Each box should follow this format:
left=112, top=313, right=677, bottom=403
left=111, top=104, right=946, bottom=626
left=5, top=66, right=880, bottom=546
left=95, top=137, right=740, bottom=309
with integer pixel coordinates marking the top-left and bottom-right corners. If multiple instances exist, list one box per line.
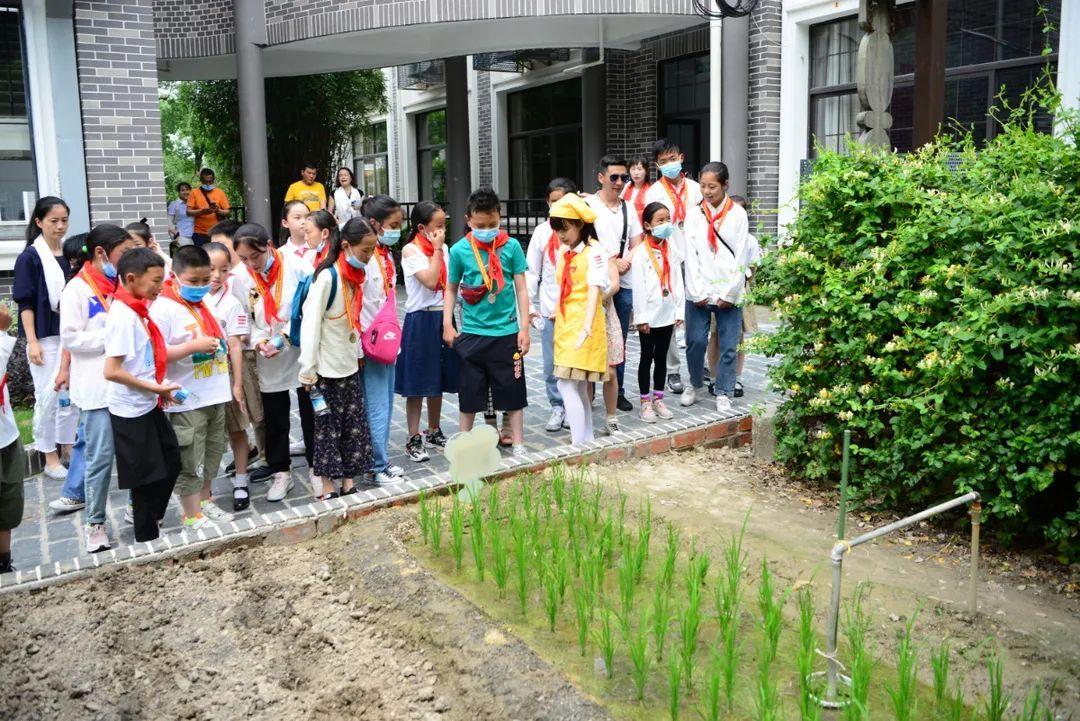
left=751, top=93, right=1079, bottom=558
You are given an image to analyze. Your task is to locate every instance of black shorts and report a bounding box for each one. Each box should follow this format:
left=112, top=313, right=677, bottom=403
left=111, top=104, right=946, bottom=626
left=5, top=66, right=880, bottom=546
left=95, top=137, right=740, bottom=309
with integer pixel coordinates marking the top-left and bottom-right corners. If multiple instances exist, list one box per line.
left=110, top=407, right=181, bottom=491
left=453, top=332, right=527, bottom=414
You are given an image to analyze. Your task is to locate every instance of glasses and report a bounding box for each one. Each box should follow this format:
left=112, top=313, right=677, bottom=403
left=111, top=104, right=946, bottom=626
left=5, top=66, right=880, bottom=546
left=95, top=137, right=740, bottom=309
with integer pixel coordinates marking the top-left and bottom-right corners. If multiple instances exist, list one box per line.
left=608, top=174, right=631, bottom=184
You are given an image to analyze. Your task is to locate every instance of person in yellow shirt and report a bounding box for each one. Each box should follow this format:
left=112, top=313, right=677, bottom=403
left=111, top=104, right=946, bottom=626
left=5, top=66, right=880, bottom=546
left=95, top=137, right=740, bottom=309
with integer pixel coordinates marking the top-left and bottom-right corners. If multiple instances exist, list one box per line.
left=284, top=161, right=328, bottom=213
left=187, top=168, right=231, bottom=247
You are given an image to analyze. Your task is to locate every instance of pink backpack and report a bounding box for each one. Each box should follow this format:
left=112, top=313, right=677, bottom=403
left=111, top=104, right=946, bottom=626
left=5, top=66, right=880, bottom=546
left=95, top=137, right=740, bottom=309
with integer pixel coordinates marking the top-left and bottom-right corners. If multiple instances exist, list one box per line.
left=362, top=290, right=402, bottom=365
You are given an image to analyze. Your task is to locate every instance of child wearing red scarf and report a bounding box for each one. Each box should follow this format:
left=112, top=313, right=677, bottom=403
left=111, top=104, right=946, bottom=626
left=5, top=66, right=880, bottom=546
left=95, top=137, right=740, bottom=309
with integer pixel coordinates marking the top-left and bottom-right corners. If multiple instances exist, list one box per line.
left=102, top=248, right=181, bottom=543
left=396, top=201, right=459, bottom=464
left=443, top=188, right=531, bottom=457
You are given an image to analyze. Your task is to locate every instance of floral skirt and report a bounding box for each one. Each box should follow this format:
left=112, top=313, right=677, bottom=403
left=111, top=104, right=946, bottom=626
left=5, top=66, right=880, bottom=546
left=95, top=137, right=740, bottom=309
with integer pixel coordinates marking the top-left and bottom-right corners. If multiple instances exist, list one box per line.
left=313, top=373, right=374, bottom=479
left=604, top=298, right=625, bottom=367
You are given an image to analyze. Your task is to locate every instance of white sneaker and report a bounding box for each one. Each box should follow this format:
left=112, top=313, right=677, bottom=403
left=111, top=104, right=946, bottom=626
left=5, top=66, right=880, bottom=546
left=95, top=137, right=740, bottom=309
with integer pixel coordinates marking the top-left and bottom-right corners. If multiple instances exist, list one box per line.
left=715, top=395, right=734, bottom=413
left=512, top=444, right=528, bottom=458
left=385, top=464, right=405, bottom=478
left=604, top=418, right=620, bottom=436
left=289, top=441, right=306, bottom=456
left=639, top=400, right=658, bottom=423
left=49, top=496, right=85, bottom=514
left=374, top=471, right=402, bottom=486
left=123, top=504, right=134, bottom=525
left=266, top=472, right=294, bottom=502
left=680, top=386, right=698, bottom=407
left=200, top=499, right=235, bottom=523
left=84, top=524, right=111, bottom=553
left=653, top=399, right=675, bottom=420
left=43, top=464, right=68, bottom=481
left=182, top=513, right=210, bottom=531
left=545, top=406, right=566, bottom=432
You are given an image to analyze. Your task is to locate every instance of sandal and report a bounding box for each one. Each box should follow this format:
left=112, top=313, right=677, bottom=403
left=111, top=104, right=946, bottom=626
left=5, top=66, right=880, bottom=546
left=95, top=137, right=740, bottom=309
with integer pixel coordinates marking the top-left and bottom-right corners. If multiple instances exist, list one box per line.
left=316, top=491, right=340, bottom=502
left=340, top=486, right=358, bottom=496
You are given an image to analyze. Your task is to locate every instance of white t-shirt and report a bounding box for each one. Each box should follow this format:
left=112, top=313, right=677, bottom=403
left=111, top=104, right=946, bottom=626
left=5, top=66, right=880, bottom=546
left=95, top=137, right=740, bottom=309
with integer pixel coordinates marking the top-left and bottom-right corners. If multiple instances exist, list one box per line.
left=401, top=243, right=449, bottom=314
left=206, top=282, right=248, bottom=339
left=525, top=221, right=564, bottom=319
left=281, top=239, right=320, bottom=272
left=333, top=186, right=364, bottom=226
left=362, top=246, right=397, bottom=330
left=228, top=264, right=255, bottom=349
left=59, top=276, right=110, bottom=411
left=644, top=177, right=702, bottom=264
left=584, top=193, right=642, bottom=289
left=0, top=335, right=18, bottom=448
left=246, top=252, right=309, bottom=393
left=104, top=301, right=159, bottom=419
left=150, top=295, right=232, bottom=412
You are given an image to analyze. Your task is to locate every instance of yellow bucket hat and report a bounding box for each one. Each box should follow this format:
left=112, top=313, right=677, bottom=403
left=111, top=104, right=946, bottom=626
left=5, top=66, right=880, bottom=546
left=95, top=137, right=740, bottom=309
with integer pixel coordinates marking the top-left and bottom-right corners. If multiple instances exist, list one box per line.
left=549, top=192, right=598, bottom=224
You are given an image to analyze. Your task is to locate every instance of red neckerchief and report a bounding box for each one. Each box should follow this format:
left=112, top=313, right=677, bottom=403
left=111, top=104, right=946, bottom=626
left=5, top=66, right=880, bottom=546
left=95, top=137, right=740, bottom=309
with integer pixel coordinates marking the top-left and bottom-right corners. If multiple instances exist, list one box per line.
left=545, top=230, right=560, bottom=265
left=414, top=234, right=446, bottom=291
left=374, top=245, right=395, bottom=298
left=335, top=256, right=366, bottom=334
left=78, top=261, right=117, bottom=311
left=0, top=374, right=7, bottom=413
left=113, top=285, right=167, bottom=384
left=160, top=280, right=224, bottom=340
left=312, top=243, right=329, bottom=270
left=622, top=182, right=650, bottom=221
left=645, top=234, right=672, bottom=295
left=246, top=247, right=284, bottom=323
left=701, top=197, right=734, bottom=254
left=659, top=176, right=688, bottom=224
left=557, top=245, right=579, bottom=318
left=467, top=231, right=511, bottom=293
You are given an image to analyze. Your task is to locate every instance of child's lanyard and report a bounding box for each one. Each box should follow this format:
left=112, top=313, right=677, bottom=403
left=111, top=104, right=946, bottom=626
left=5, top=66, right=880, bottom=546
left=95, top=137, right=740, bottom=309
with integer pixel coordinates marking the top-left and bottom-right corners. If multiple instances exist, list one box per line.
left=254, top=268, right=284, bottom=329
left=468, top=236, right=494, bottom=292
left=80, top=270, right=111, bottom=312
left=375, top=247, right=395, bottom=299
left=646, top=240, right=671, bottom=297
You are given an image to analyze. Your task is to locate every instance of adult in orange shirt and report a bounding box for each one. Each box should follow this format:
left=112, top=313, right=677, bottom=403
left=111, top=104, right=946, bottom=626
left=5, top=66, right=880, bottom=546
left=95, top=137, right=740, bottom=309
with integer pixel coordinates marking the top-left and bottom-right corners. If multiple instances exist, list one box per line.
left=283, top=161, right=328, bottom=213
left=187, top=168, right=230, bottom=247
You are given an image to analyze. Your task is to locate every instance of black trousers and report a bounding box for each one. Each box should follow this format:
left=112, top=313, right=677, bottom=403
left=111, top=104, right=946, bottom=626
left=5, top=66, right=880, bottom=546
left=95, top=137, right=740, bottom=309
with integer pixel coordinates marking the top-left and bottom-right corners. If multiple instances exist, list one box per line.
left=261, top=388, right=314, bottom=473
left=638, top=324, right=674, bottom=397
left=131, top=479, right=173, bottom=542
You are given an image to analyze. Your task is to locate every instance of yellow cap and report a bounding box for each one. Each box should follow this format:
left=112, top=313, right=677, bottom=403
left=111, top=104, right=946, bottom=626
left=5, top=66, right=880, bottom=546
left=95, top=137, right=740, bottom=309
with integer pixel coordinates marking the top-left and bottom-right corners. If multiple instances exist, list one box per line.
left=549, top=193, right=598, bottom=224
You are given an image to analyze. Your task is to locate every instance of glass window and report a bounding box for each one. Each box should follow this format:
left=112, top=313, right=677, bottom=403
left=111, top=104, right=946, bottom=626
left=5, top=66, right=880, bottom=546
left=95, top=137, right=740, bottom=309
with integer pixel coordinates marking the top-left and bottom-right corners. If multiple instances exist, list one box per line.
left=508, top=80, right=582, bottom=198
left=0, top=6, right=36, bottom=239
left=807, top=0, right=1059, bottom=157
left=416, top=110, right=447, bottom=203
left=354, top=122, right=388, bottom=196
left=659, top=54, right=710, bottom=178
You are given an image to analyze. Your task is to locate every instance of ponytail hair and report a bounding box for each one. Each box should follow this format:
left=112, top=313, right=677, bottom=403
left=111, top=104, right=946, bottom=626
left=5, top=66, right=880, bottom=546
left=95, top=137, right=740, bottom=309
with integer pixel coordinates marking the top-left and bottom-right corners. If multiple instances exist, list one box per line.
left=307, top=209, right=339, bottom=250
left=124, top=220, right=152, bottom=245
left=234, top=222, right=272, bottom=252
left=317, top=217, right=376, bottom=276
left=25, top=196, right=70, bottom=246
left=360, top=194, right=401, bottom=225
left=72, top=224, right=130, bottom=269
left=407, top=200, right=443, bottom=243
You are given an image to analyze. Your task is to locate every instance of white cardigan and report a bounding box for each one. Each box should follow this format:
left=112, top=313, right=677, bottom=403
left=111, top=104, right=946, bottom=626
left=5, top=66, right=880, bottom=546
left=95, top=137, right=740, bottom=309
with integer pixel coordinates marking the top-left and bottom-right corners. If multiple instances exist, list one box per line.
left=629, top=241, right=685, bottom=328
left=683, top=199, right=750, bottom=306
left=298, top=267, right=364, bottom=384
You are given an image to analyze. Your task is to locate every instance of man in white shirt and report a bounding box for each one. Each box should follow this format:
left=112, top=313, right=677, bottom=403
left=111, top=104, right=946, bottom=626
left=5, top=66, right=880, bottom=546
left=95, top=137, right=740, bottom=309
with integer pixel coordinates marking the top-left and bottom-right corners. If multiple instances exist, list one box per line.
left=585, top=155, right=643, bottom=413
left=644, top=138, right=703, bottom=396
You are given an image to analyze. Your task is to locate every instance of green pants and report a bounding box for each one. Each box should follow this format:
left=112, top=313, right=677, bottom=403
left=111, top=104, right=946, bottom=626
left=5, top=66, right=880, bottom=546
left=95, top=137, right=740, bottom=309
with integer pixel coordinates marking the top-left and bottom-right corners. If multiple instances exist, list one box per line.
left=169, top=404, right=227, bottom=497
left=0, top=438, right=25, bottom=531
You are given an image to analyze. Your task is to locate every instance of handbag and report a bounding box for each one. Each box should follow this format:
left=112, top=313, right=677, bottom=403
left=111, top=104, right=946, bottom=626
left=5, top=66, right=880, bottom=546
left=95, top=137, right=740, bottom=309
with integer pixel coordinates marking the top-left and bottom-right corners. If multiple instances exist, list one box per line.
left=361, top=288, right=402, bottom=364
left=459, top=283, right=489, bottom=305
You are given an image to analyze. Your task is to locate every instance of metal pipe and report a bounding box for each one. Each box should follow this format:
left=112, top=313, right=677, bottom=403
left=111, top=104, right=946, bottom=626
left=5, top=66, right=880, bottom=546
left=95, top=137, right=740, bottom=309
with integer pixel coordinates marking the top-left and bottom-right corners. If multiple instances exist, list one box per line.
left=969, top=500, right=981, bottom=615
left=839, top=429, right=851, bottom=540
left=821, top=490, right=980, bottom=706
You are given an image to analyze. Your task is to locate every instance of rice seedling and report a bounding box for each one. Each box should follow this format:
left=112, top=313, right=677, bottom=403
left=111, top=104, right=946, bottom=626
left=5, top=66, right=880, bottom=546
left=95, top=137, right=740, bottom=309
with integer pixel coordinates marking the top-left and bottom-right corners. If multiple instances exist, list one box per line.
left=637, top=497, right=653, bottom=562
left=428, top=495, right=443, bottom=557
left=719, top=608, right=741, bottom=713
left=982, top=650, right=1012, bottom=721
left=753, top=667, right=782, bottom=721
left=756, top=559, right=786, bottom=667
left=886, top=611, right=919, bottom=721
left=616, top=491, right=628, bottom=551
left=650, top=581, right=674, bottom=662
left=667, top=651, right=683, bottom=721
left=417, top=491, right=432, bottom=544
left=489, top=520, right=510, bottom=598
left=553, top=542, right=570, bottom=605
left=618, top=538, right=638, bottom=616
left=551, top=463, right=566, bottom=511
left=699, top=644, right=723, bottom=721
left=601, top=509, right=615, bottom=567
left=622, top=606, right=652, bottom=701
left=662, top=522, right=679, bottom=591
left=797, top=588, right=820, bottom=721
left=946, top=685, right=966, bottom=721
left=486, top=482, right=500, bottom=525
left=931, top=640, right=951, bottom=708
left=469, top=495, right=486, bottom=582
left=842, top=586, right=872, bottom=721
left=678, top=595, right=703, bottom=692
left=717, top=518, right=747, bottom=629
left=511, top=514, right=530, bottom=616
left=1018, top=683, right=1055, bottom=721
left=449, top=493, right=466, bottom=571
left=573, top=583, right=592, bottom=656
left=540, top=555, right=561, bottom=631
left=593, top=606, right=618, bottom=679
left=589, top=541, right=608, bottom=602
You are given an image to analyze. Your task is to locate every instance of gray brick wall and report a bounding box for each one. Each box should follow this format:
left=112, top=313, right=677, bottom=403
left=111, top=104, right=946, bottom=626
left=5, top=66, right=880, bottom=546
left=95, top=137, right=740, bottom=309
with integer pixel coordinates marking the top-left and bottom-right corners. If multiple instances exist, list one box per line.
left=153, top=0, right=234, bottom=59
left=477, top=70, right=493, bottom=188
left=76, top=0, right=169, bottom=238
left=747, top=0, right=781, bottom=238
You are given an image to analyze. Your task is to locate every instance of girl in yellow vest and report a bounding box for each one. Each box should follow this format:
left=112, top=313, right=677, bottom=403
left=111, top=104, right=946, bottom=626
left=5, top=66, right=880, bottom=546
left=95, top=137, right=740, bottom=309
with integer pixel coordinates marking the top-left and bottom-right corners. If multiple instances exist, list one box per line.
left=549, top=194, right=618, bottom=445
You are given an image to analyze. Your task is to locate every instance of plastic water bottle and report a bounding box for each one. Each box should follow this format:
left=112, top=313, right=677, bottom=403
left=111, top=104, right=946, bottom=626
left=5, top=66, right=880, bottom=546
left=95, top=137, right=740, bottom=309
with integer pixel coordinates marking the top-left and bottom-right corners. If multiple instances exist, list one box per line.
left=172, top=387, right=197, bottom=405
left=310, top=388, right=330, bottom=417
left=57, top=389, right=71, bottom=408
left=270, top=335, right=286, bottom=351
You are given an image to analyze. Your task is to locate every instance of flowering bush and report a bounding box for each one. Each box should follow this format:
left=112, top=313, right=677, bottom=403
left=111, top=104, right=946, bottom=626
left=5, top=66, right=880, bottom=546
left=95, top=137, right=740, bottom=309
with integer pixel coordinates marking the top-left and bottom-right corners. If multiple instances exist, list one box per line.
left=751, top=100, right=1079, bottom=558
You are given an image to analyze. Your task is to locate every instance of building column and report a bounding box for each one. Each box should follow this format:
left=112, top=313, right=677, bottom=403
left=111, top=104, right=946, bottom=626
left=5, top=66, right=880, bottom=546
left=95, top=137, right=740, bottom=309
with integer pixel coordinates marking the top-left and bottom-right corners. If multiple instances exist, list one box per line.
left=1057, top=0, right=1080, bottom=129
left=709, top=19, right=723, bottom=160
left=581, top=61, right=607, bottom=192
left=445, top=56, right=472, bottom=230
left=721, top=16, right=749, bottom=194
left=913, top=0, right=946, bottom=147
left=234, top=0, right=270, bottom=228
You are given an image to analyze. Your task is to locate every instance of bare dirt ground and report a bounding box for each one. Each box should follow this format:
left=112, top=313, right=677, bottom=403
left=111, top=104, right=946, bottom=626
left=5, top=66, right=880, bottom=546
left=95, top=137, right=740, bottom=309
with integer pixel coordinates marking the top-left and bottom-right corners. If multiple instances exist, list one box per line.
left=593, top=446, right=1080, bottom=716
left=1, top=445, right=1076, bottom=720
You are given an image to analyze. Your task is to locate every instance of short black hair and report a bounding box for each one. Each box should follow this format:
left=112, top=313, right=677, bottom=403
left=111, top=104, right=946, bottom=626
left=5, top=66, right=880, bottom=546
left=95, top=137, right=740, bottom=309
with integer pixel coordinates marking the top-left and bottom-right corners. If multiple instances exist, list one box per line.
left=546, top=178, right=578, bottom=197
left=466, top=187, right=501, bottom=216
left=124, top=220, right=151, bottom=243
left=199, top=168, right=214, bottom=177
left=117, top=246, right=165, bottom=279
left=700, top=161, right=729, bottom=184
left=651, top=138, right=682, bottom=161
left=642, top=201, right=669, bottom=226
left=172, top=244, right=211, bottom=275
left=730, top=194, right=748, bottom=207
left=301, top=160, right=317, bottom=171
left=208, top=219, right=241, bottom=241
left=597, top=154, right=629, bottom=173
left=628, top=155, right=649, bottom=171
left=62, top=233, right=89, bottom=265
left=204, top=241, right=232, bottom=259
left=176, top=182, right=191, bottom=192
left=234, top=222, right=272, bottom=251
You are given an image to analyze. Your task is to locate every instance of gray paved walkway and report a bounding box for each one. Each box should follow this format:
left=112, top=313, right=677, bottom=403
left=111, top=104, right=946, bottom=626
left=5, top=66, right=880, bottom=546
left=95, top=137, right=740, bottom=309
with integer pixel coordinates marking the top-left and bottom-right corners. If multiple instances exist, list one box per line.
left=4, top=306, right=778, bottom=591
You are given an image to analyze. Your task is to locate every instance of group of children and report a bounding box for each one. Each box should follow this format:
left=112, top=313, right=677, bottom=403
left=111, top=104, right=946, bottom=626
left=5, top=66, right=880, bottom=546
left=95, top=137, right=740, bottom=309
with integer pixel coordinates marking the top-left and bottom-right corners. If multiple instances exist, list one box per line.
left=0, top=137, right=758, bottom=572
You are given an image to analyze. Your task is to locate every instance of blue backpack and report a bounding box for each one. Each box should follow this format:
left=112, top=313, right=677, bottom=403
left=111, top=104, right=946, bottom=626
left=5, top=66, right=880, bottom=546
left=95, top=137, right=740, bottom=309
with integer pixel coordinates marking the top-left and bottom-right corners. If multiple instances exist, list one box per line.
left=289, top=265, right=338, bottom=349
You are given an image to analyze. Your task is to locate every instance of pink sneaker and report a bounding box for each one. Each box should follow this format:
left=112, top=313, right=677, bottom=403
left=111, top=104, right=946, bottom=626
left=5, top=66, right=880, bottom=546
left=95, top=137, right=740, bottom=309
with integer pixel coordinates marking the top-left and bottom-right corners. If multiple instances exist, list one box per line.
left=639, top=400, right=658, bottom=423
left=653, top=398, right=675, bottom=420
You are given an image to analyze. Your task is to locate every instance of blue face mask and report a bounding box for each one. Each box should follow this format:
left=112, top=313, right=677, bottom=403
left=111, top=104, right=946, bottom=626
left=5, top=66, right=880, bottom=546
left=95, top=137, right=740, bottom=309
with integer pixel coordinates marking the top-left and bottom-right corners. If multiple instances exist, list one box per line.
left=379, top=229, right=401, bottom=246
left=201, top=183, right=215, bottom=191
left=659, top=161, right=683, bottom=180
left=179, top=283, right=211, bottom=303
left=472, top=227, right=499, bottom=243
left=651, top=222, right=674, bottom=240
left=345, top=250, right=365, bottom=269
left=102, top=261, right=118, bottom=279
left=263, top=253, right=274, bottom=274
